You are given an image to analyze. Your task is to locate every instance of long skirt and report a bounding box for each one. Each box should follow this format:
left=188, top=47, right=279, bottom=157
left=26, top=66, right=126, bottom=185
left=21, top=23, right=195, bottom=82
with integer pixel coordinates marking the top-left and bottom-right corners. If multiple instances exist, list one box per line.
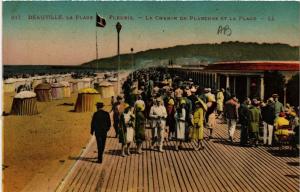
left=176, top=120, right=185, bottom=140
left=126, top=127, right=134, bottom=143
left=207, top=113, right=216, bottom=129
left=193, top=125, right=204, bottom=140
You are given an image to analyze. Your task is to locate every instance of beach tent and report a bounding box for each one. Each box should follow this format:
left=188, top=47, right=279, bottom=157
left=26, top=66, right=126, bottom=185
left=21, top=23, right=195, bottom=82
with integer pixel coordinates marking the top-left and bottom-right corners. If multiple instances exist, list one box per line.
left=51, top=83, right=64, bottom=99
left=44, top=75, right=53, bottom=84
left=74, top=88, right=101, bottom=112
left=82, top=78, right=93, bottom=88
left=76, top=79, right=85, bottom=90
left=76, top=78, right=93, bottom=90
left=11, top=91, right=38, bottom=115
left=3, top=78, right=16, bottom=93
left=63, top=74, right=72, bottom=82
left=32, top=76, right=44, bottom=89
left=96, top=81, right=115, bottom=99
left=56, top=75, right=64, bottom=82
left=60, top=81, right=71, bottom=98
left=15, top=78, right=27, bottom=89
left=34, top=83, right=52, bottom=102
left=69, top=79, right=78, bottom=93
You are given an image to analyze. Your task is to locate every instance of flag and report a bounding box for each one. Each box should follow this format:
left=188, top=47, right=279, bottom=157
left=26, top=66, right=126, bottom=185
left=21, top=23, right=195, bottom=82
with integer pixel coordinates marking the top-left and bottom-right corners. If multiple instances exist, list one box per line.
left=96, top=14, right=106, bottom=27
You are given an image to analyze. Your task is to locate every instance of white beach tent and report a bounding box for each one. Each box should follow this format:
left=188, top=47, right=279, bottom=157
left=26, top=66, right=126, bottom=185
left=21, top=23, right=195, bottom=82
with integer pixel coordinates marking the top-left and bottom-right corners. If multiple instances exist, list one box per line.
left=51, top=82, right=64, bottom=99
left=3, top=78, right=16, bottom=93
left=96, top=81, right=115, bottom=99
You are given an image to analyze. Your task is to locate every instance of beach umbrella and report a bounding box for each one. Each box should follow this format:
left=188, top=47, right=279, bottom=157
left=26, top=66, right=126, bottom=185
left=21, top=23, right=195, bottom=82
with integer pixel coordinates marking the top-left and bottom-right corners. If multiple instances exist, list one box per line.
left=74, top=88, right=101, bottom=112
left=3, top=78, right=16, bottom=93
left=34, top=83, right=52, bottom=102
left=51, top=83, right=64, bottom=99
left=11, top=91, right=38, bottom=115
left=96, top=81, right=115, bottom=99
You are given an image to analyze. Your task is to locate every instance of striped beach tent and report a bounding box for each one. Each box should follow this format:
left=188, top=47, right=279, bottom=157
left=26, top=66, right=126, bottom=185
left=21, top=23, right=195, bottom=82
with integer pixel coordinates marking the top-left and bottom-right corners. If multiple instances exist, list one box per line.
left=51, top=83, right=64, bottom=99
left=34, top=83, right=52, bottom=102
left=11, top=91, right=38, bottom=115
left=74, top=88, right=101, bottom=112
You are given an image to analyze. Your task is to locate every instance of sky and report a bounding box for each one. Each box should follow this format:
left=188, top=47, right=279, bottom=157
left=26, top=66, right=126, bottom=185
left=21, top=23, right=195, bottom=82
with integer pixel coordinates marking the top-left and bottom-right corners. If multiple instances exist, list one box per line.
left=2, top=1, right=300, bottom=65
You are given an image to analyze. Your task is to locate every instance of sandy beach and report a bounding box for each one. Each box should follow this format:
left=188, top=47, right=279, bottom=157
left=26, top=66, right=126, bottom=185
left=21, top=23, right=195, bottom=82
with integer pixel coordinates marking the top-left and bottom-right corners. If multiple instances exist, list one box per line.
left=1, top=72, right=130, bottom=192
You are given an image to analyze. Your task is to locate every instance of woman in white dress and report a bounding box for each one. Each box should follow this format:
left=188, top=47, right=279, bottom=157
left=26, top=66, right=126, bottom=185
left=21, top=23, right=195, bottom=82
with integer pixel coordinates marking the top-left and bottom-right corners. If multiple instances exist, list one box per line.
left=174, top=99, right=186, bottom=151
left=119, top=104, right=135, bottom=156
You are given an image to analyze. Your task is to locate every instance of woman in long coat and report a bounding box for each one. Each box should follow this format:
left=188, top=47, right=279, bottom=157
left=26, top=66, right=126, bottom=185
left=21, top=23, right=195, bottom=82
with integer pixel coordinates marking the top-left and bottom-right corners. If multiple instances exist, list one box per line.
left=119, top=104, right=135, bottom=156
left=135, top=103, right=146, bottom=154
left=248, top=101, right=262, bottom=147
left=193, top=99, right=207, bottom=150
left=206, top=96, right=217, bottom=140
left=217, top=89, right=225, bottom=118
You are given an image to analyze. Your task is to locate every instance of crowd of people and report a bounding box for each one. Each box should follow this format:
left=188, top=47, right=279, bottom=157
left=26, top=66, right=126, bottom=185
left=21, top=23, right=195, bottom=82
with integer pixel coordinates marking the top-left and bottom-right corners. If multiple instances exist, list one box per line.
left=91, top=68, right=299, bottom=163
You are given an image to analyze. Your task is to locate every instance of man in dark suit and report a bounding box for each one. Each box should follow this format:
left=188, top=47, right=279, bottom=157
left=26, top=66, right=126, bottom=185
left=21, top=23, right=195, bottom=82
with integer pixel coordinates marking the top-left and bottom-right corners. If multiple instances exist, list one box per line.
left=91, top=102, right=111, bottom=163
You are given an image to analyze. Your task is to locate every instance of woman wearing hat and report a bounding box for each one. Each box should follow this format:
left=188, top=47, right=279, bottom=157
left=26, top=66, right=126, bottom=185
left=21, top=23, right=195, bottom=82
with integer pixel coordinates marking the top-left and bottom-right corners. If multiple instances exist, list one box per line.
left=174, top=99, right=187, bottom=150
left=192, top=99, right=207, bottom=150
left=119, top=104, right=135, bottom=157
left=216, top=88, right=225, bottom=118
left=166, top=98, right=176, bottom=140
left=149, top=97, right=168, bottom=152
left=135, top=103, right=146, bottom=154
left=206, top=96, right=217, bottom=140
left=248, top=100, right=262, bottom=147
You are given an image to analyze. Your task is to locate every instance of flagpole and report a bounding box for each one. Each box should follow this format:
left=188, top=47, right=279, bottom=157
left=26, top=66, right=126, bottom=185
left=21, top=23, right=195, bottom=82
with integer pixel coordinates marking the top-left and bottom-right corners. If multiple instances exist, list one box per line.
left=96, top=29, right=99, bottom=72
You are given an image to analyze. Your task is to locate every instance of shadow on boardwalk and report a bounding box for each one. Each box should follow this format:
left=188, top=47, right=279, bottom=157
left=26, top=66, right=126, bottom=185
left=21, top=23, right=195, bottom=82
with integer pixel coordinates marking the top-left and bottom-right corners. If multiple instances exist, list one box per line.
left=57, top=123, right=300, bottom=192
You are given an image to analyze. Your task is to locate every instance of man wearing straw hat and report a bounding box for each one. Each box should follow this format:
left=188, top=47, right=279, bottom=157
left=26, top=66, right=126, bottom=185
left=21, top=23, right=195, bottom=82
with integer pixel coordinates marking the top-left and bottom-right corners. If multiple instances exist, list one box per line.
left=91, top=101, right=111, bottom=163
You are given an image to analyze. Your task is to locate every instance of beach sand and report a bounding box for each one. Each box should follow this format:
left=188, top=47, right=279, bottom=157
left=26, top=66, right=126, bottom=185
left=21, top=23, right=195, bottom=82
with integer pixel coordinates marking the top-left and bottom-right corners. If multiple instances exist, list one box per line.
left=2, top=91, right=112, bottom=192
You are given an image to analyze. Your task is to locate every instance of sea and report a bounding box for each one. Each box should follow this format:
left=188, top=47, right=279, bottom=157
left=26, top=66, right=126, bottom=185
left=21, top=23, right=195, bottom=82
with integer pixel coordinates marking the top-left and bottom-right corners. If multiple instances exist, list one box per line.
left=3, top=65, right=114, bottom=78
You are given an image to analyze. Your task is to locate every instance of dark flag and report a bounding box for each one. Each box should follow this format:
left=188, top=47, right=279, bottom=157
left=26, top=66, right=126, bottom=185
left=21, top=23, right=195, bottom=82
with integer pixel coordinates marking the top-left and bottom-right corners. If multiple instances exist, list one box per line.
left=96, top=14, right=106, bottom=27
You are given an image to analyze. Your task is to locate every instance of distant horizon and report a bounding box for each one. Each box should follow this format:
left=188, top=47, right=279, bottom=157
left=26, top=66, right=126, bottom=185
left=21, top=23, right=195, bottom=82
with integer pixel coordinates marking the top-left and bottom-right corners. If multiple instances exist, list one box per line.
left=3, top=41, right=300, bottom=66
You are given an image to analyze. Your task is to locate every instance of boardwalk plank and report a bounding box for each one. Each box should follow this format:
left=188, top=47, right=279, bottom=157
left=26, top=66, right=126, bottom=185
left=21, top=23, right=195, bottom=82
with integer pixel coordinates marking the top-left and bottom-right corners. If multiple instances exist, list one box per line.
left=57, top=122, right=300, bottom=192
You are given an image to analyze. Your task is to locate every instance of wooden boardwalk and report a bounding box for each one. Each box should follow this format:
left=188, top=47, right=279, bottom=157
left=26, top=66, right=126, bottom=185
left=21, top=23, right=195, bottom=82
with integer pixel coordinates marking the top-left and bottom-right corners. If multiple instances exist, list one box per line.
left=57, top=120, right=300, bottom=192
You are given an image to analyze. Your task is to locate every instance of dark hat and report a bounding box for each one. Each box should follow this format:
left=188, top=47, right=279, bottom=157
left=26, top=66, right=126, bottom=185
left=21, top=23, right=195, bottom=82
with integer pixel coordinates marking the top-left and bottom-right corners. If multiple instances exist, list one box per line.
left=96, top=102, right=104, bottom=108
left=117, top=95, right=123, bottom=100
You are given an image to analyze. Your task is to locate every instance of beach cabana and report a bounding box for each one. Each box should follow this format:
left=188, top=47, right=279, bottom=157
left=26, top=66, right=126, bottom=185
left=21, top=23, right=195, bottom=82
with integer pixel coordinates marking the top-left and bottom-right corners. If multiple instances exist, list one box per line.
left=3, top=78, right=16, bottom=93
left=82, top=78, right=93, bottom=89
left=34, top=83, right=52, bottom=102
left=74, top=88, right=101, bottom=112
left=76, top=79, right=85, bottom=90
left=96, top=81, right=115, bottom=98
left=60, top=81, right=71, bottom=98
left=69, top=79, right=78, bottom=93
left=15, top=78, right=27, bottom=90
left=32, top=76, right=43, bottom=89
left=51, top=83, right=64, bottom=99
left=11, top=91, right=38, bottom=115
